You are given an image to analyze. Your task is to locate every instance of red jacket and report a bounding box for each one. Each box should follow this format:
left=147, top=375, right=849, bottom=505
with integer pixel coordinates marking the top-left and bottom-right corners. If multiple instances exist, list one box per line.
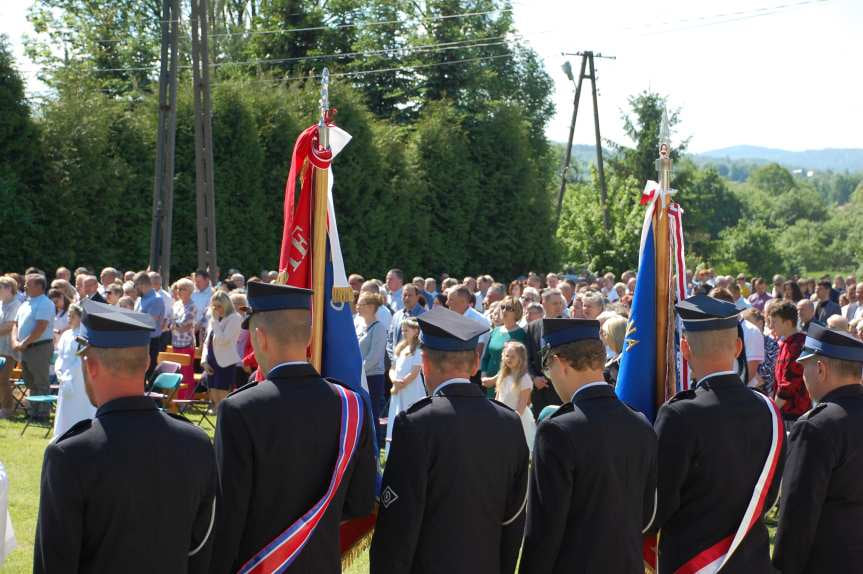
left=774, top=332, right=811, bottom=417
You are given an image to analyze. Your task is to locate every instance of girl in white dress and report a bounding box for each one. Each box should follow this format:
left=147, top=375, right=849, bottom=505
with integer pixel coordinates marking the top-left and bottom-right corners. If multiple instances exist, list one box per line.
left=493, top=341, right=537, bottom=452
left=52, top=304, right=97, bottom=440
left=385, top=318, right=425, bottom=457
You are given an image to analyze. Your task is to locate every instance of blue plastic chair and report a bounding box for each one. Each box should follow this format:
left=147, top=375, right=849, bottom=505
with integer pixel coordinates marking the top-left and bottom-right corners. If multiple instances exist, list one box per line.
left=21, top=395, right=58, bottom=437
left=152, top=372, right=183, bottom=391
left=146, top=372, right=183, bottom=409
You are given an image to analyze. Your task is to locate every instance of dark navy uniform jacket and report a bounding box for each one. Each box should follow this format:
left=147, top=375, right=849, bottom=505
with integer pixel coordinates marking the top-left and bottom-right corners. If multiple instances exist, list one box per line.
left=212, top=362, right=376, bottom=574
left=370, top=380, right=529, bottom=574
left=34, top=395, right=218, bottom=574
left=652, top=372, right=785, bottom=574
left=774, top=384, right=863, bottom=574
left=520, top=383, right=658, bottom=573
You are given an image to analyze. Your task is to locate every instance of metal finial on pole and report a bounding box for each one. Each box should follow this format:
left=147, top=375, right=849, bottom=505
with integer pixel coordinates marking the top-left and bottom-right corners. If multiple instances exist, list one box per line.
left=657, top=106, right=673, bottom=201
left=318, top=68, right=330, bottom=150
left=654, top=103, right=674, bottom=408
left=310, top=68, right=331, bottom=371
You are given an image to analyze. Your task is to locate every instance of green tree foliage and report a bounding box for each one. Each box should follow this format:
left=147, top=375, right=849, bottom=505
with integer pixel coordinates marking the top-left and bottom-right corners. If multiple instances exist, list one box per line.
left=607, top=90, right=687, bottom=185
left=26, top=0, right=162, bottom=95
left=674, top=162, right=743, bottom=261
left=37, top=84, right=153, bottom=270
left=748, top=163, right=795, bottom=195
left=557, top=170, right=643, bottom=273
left=467, top=102, right=556, bottom=277
left=409, top=101, right=479, bottom=276
left=0, top=36, right=45, bottom=269
left=715, top=221, right=781, bottom=278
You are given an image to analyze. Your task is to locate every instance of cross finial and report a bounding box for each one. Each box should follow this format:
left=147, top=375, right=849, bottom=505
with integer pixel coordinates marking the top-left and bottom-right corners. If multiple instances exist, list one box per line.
left=658, top=106, right=671, bottom=158
left=320, top=68, right=330, bottom=118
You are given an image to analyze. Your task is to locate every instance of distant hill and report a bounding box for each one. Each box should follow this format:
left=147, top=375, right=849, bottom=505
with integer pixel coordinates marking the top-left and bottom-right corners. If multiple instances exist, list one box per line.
left=552, top=143, right=863, bottom=176
left=696, top=146, right=863, bottom=172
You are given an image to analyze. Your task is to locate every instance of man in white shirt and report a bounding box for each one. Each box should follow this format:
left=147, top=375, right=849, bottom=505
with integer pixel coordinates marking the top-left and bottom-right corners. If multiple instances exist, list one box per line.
left=191, top=270, right=213, bottom=345
left=843, top=283, right=863, bottom=321
left=445, top=285, right=491, bottom=384
left=711, top=287, right=763, bottom=387
left=385, top=269, right=404, bottom=312
left=149, top=272, right=174, bottom=351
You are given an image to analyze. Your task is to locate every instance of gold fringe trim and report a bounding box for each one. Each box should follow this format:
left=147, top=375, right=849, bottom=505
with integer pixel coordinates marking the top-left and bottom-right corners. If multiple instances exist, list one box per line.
left=332, top=286, right=354, bottom=304
left=340, top=528, right=374, bottom=571
left=275, top=270, right=289, bottom=285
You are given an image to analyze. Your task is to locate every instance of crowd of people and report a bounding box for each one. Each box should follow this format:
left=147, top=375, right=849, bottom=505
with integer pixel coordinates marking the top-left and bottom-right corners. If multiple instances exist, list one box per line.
left=348, top=267, right=863, bottom=450
left=1, top=262, right=862, bottom=573
left=1, top=264, right=861, bottom=441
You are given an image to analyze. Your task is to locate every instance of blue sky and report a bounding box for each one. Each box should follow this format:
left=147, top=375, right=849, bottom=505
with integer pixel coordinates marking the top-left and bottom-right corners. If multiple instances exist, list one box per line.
left=2, top=0, right=860, bottom=152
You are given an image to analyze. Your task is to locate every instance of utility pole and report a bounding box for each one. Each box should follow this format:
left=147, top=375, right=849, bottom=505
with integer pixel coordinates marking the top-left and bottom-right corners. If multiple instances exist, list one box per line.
left=556, top=51, right=615, bottom=230
left=148, top=0, right=180, bottom=283
left=190, top=0, right=219, bottom=280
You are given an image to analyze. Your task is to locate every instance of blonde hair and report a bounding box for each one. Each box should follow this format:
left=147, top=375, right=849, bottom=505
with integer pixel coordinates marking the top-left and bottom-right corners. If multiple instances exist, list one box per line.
left=499, top=296, right=523, bottom=322
left=601, top=315, right=627, bottom=355
left=357, top=291, right=385, bottom=311
left=174, top=277, right=195, bottom=292
left=210, top=290, right=235, bottom=317
left=229, top=292, right=248, bottom=313
left=394, top=318, right=420, bottom=357
left=495, top=341, right=528, bottom=389
left=0, top=276, right=18, bottom=292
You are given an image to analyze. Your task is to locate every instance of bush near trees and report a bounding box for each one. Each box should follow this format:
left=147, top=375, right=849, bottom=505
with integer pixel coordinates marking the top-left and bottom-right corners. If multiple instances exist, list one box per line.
left=2, top=0, right=861, bottom=279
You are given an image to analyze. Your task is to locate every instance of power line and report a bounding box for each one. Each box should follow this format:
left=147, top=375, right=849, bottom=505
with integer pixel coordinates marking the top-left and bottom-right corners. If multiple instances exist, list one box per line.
left=625, top=0, right=829, bottom=35
left=38, top=7, right=512, bottom=46
left=211, top=52, right=515, bottom=87
left=23, top=52, right=515, bottom=97
left=16, top=34, right=510, bottom=75
left=209, top=7, right=512, bottom=38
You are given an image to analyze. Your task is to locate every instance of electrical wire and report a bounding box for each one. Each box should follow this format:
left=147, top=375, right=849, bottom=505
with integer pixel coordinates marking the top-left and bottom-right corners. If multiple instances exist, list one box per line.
left=209, top=52, right=514, bottom=87
left=16, top=34, right=510, bottom=75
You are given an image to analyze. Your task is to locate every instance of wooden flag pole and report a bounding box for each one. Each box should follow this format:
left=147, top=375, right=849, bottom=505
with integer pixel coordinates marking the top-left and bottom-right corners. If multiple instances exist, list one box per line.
left=655, top=108, right=674, bottom=408
left=309, top=69, right=331, bottom=372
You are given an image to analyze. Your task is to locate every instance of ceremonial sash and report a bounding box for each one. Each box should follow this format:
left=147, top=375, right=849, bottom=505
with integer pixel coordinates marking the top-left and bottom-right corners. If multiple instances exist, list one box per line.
left=674, top=392, right=783, bottom=574
left=237, top=385, right=364, bottom=574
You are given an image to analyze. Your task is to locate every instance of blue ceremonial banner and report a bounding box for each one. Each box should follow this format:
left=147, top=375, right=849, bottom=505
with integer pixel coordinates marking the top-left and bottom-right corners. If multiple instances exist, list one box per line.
left=616, top=215, right=659, bottom=422
left=322, top=242, right=365, bottom=395
left=322, top=241, right=382, bottom=491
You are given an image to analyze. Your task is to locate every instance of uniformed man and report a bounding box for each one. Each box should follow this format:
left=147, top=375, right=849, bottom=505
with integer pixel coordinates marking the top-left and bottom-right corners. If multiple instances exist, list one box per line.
left=651, top=294, right=785, bottom=573
left=34, top=299, right=217, bottom=573
left=773, top=324, right=863, bottom=573
left=520, top=318, right=657, bottom=573
left=212, top=281, right=376, bottom=573
left=370, top=306, right=529, bottom=574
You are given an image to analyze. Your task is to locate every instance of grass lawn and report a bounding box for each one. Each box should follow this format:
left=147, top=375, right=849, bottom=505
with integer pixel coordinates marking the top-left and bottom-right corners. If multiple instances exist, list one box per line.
left=0, top=415, right=374, bottom=573
left=0, top=417, right=49, bottom=573
left=0, top=413, right=777, bottom=574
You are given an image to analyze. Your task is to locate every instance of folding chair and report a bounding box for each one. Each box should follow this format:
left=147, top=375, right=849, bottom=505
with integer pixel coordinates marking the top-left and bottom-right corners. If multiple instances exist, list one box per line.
left=10, top=362, right=28, bottom=415
left=174, top=394, right=216, bottom=431
left=20, top=395, right=58, bottom=438
left=145, top=373, right=183, bottom=411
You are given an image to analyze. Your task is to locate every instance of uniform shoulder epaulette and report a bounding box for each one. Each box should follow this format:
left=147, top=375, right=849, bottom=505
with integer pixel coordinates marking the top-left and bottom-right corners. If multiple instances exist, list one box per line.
left=800, top=402, right=828, bottom=421
left=405, top=396, right=433, bottom=414
left=228, top=380, right=258, bottom=397
left=55, top=418, right=92, bottom=443
left=667, top=389, right=697, bottom=404
left=489, top=398, right=515, bottom=413
left=165, top=411, right=193, bottom=425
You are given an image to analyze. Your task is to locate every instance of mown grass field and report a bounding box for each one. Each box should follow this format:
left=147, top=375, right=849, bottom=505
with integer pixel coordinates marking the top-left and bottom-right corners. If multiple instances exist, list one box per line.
left=0, top=415, right=777, bottom=573
left=0, top=416, right=375, bottom=573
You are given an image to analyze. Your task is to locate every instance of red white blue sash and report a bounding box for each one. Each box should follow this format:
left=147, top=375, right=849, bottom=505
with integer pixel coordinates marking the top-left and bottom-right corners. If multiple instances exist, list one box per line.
left=237, top=385, right=364, bottom=574
left=674, top=392, right=784, bottom=574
